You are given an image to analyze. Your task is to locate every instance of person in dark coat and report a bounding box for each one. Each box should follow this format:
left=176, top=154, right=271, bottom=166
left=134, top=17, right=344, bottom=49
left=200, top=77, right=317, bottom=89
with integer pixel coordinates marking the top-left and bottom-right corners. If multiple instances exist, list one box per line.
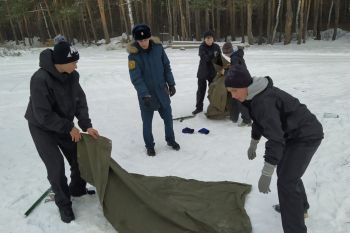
left=222, top=42, right=251, bottom=126
left=127, top=24, right=180, bottom=156
left=25, top=40, right=99, bottom=223
left=225, top=65, right=324, bottom=233
left=192, top=30, right=221, bottom=115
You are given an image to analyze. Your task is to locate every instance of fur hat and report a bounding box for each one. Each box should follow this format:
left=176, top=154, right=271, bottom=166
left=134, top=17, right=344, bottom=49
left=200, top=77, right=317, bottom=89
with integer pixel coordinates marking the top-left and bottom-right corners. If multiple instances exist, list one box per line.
left=132, top=24, right=151, bottom=40
left=53, top=41, right=79, bottom=64
left=225, top=65, right=253, bottom=88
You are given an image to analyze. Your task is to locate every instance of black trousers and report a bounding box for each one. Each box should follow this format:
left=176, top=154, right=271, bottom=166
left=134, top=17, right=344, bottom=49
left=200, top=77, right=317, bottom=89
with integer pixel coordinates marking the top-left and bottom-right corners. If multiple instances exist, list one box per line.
left=230, top=98, right=251, bottom=123
left=195, top=78, right=212, bottom=110
left=28, top=123, right=86, bottom=209
left=277, top=139, right=322, bottom=233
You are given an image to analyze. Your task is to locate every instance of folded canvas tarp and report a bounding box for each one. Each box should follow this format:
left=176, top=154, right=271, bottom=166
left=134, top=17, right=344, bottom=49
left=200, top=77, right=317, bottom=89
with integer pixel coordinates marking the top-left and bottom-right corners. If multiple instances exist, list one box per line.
left=77, top=134, right=252, bottom=233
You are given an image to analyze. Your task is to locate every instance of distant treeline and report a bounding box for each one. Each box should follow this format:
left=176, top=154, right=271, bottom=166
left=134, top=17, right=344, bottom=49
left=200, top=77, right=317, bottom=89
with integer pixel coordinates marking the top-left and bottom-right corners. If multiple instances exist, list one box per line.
left=0, top=0, right=349, bottom=46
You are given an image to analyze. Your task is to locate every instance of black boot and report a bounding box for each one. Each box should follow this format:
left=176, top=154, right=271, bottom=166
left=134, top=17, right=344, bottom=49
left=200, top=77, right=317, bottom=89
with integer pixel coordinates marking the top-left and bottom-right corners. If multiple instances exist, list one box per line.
left=59, top=206, right=75, bottom=223
left=147, top=148, right=156, bottom=156
left=167, top=141, right=180, bottom=151
left=192, top=108, right=203, bottom=115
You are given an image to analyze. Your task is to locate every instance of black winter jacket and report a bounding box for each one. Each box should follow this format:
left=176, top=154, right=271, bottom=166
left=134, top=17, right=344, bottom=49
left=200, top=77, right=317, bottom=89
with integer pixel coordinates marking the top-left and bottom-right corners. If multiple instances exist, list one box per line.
left=196, top=42, right=221, bottom=80
left=243, top=77, right=324, bottom=165
left=25, top=49, right=92, bottom=134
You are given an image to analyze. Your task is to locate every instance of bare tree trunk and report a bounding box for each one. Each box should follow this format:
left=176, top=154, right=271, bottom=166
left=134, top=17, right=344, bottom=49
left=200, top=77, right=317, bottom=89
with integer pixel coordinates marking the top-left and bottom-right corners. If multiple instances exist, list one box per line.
left=43, top=0, right=58, bottom=36
left=186, top=0, right=191, bottom=40
left=316, top=0, right=322, bottom=39
left=303, top=0, right=312, bottom=43
left=126, top=0, right=134, bottom=29
left=86, top=0, right=97, bottom=43
left=284, top=0, right=293, bottom=44
left=313, top=0, right=319, bottom=37
left=229, top=0, right=236, bottom=41
left=167, top=0, right=173, bottom=39
left=241, top=1, right=245, bottom=43
left=298, top=0, right=305, bottom=44
left=327, top=1, right=334, bottom=29
left=296, top=0, right=301, bottom=38
left=6, top=0, right=18, bottom=44
left=278, top=0, right=284, bottom=42
left=81, top=8, right=89, bottom=44
left=272, top=0, right=282, bottom=44
left=258, top=0, right=264, bottom=45
left=194, top=9, right=200, bottom=41
left=146, top=0, right=152, bottom=28
left=247, top=0, right=254, bottom=44
left=23, top=15, right=32, bottom=46
left=178, top=0, right=188, bottom=40
left=267, top=0, right=272, bottom=44
left=107, top=0, right=115, bottom=36
left=17, top=18, right=25, bottom=44
left=332, top=0, right=340, bottom=40
left=119, top=0, right=129, bottom=34
left=39, top=3, right=52, bottom=39
left=173, top=2, right=178, bottom=40
left=205, top=8, right=209, bottom=30
left=216, top=1, right=221, bottom=39
left=97, top=0, right=110, bottom=43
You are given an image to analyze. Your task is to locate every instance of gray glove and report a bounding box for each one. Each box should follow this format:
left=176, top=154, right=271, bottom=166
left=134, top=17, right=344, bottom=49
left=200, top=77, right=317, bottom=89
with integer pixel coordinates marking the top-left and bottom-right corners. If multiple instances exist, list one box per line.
left=247, top=139, right=259, bottom=160
left=258, top=162, right=276, bottom=194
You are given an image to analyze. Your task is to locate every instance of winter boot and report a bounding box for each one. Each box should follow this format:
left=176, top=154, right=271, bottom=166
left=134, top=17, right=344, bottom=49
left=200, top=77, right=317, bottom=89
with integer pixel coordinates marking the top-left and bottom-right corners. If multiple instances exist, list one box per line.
left=59, top=205, right=75, bottom=223
left=167, top=141, right=180, bottom=151
left=147, top=148, right=156, bottom=156
left=273, top=204, right=309, bottom=218
left=192, top=108, right=203, bottom=115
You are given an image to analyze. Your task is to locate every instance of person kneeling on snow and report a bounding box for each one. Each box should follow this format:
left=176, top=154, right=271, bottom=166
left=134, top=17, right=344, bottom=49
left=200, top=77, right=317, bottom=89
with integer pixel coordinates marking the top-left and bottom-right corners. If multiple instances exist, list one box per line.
left=25, top=39, right=99, bottom=223
left=225, top=65, right=323, bottom=233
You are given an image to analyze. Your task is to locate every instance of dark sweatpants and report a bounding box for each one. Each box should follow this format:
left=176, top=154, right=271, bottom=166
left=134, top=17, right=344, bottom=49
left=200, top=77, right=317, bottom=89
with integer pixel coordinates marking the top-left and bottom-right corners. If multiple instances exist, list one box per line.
left=277, top=139, right=322, bottom=233
left=195, top=78, right=213, bottom=110
left=230, top=98, right=251, bottom=124
left=28, top=123, right=86, bottom=209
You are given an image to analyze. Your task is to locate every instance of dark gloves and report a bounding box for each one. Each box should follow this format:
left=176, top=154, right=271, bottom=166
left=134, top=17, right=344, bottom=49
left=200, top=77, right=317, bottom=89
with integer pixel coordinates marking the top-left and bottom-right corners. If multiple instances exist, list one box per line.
left=142, top=96, right=152, bottom=107
left=169, top=85, right=176, bottom=97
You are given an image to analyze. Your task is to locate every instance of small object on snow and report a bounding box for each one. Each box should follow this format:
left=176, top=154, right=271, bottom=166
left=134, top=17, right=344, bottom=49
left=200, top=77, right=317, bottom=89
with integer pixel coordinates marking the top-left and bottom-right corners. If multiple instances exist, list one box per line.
left=198, top=128, right=210, bottom=135
left=323, top=113, right=339, bottom=118
left=24, top=187, right=52, bottom=217
left=182, top=127, right=195, bottom=134
left=180, top=47, right=186, bottom=50
left=173, top=115, right=195, bottom=122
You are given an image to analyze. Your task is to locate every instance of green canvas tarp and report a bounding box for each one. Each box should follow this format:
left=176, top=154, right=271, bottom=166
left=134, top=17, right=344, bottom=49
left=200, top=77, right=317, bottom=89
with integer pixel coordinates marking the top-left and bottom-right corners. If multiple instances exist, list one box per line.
left=77, top=134, right=252, bottom=233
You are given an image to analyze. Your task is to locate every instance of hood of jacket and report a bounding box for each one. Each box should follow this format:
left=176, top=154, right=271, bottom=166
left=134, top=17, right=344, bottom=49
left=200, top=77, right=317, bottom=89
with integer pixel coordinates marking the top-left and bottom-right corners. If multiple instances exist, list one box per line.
left=39, top=49, right=74, bottom=83
left=246, top=76, right=272, bottom=100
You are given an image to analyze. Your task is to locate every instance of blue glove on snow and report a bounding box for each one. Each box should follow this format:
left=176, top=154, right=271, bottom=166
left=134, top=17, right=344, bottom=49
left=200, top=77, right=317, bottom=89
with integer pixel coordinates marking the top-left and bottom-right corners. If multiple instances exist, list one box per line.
left=198, top=128, right=210, bottom=134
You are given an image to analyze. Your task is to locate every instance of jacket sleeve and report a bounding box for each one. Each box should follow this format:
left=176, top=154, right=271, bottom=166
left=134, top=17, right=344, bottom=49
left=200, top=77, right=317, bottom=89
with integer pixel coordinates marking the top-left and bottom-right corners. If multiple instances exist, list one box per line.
left=128, top=55, right=150, bottom=97
left=251, top=122, right=262, bottom=140
left=75, top=81, right=92, bottom=132
left=30, top=74, right=74, bottom=134
left=161, top=48, right=175, bottom=86
left=254, top=101, right=285, bottom=165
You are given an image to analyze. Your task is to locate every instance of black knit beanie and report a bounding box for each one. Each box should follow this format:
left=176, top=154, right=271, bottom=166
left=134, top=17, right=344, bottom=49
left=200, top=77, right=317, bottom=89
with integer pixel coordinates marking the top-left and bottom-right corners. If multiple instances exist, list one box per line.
left=132, top=24, right=151, bottom=40
left=53, top=41, right=79, bottom=64
left=225, top=65, right=253, bottom=88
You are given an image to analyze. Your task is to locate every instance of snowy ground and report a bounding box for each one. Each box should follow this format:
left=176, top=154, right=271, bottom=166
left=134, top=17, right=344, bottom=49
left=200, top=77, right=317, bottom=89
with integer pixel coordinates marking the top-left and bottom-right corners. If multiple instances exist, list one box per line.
left=1, top=38, right=350, bottom=233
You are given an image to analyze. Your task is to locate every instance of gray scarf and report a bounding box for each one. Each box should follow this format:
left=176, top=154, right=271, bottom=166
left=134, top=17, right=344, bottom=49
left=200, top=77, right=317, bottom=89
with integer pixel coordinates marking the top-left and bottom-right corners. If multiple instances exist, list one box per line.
left=246, top=77, right=269, bottom=100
